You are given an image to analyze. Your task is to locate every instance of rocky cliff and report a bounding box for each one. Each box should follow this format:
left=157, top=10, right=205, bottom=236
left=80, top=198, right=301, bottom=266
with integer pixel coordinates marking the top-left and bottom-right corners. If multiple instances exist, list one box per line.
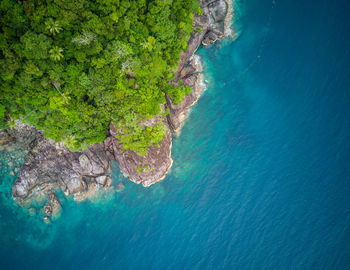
left=168, top=0, right=233, bottom=134
left=1, top=0, right=233, bottom=221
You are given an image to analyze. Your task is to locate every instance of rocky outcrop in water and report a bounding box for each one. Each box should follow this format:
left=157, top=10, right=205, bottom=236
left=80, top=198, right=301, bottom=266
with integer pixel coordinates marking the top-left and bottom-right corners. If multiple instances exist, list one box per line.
left=8, top=119, right=172, bottom=209
left=168, top=0, right=233, bottom=134
left=167, top=55, right=205, bottom=134
left=11, top=122, right=113, bottom=204
left=110, top=121, right=173, bottom=187
left=1, top=0, right=233, bottom=219
left=43, top=193, right=62, bottom=223
left=176, top=0, right=233, bottom=74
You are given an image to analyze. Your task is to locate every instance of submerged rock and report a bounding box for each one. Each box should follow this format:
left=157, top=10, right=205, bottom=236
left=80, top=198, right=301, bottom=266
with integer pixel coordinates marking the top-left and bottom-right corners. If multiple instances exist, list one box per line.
left=43, top=216, right=50, bottom=223
left=104, top=176, right=112, bottom=190
left=116, top=182, right=125, bottom=192
left=28, top=207, right=36, bottom=216
left=73, top=179, right=98, bottom=202
left=42, top=193, right=62, bottom=223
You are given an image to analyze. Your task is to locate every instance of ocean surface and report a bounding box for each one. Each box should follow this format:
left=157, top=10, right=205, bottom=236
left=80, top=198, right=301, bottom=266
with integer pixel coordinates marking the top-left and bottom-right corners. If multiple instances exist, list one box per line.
left=1, top=0, right=350, bottom=269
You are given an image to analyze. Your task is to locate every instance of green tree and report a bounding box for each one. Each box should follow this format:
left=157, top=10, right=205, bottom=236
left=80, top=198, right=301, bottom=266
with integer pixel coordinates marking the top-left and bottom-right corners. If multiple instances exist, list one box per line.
left=49, top=46, right=64, bottom=61
left=45, top=18, right=62, bottom=35
left=0, top=0, right=201, bottom=154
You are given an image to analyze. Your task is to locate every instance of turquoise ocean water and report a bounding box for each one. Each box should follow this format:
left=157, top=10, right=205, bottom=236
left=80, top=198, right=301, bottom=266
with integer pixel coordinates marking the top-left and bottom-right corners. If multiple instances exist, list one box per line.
left=1, top=0, right=350, bottom=269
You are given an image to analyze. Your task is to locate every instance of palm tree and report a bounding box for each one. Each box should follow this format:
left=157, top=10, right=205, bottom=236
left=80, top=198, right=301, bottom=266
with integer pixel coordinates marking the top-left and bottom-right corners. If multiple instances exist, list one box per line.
left=45, top=18, right=62, bottom=35
left=141, top=40, right=149, bottom=50
left=49, top=46, right=64, bottom=61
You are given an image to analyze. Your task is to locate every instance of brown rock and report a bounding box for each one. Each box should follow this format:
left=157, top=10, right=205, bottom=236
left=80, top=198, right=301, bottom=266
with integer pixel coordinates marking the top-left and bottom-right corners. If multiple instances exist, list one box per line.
left=167, top=56, right=205, bottom=134
left=104, top=176, right=112, bottom=189
left=116, top=182, right=125, bottom=192
left=111, top=121, right=173, bottom=187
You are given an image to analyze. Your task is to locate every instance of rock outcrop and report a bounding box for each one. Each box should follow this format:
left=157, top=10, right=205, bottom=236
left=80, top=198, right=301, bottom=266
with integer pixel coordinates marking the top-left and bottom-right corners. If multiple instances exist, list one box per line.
left=2, top=0, right=234, bottom=219
left=176, top=0, right=233, bottom=74
left=11, top=124, right=113, bottom=204
left=110, top=122, right=173, bottom=187
left=168, top=0, right=233, bottom=134
left=8, top=119, right=172, bottom=205
left=43, top=193, right=61, bottom=223
left=167, top=55, right=206, bottom=134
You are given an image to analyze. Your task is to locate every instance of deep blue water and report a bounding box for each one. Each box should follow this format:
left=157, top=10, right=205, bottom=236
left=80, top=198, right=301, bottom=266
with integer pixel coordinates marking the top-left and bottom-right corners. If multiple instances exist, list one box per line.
left=1, top=0, right=350, bottom=269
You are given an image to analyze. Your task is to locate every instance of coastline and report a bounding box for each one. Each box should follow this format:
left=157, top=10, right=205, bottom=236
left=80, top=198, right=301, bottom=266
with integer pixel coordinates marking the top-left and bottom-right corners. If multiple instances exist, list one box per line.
left=1, top=0, right=235, bottom=221
left=167, top=54, right=206, bottom=136
left=224, top=0, right=234, bottom=37
left=167, top=0, right=234, bottom=135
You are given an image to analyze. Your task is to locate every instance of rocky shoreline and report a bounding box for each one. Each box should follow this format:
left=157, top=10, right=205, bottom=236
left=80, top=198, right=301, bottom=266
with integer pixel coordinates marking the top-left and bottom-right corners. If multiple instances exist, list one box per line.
left=0, top=0, right=234, bottom=222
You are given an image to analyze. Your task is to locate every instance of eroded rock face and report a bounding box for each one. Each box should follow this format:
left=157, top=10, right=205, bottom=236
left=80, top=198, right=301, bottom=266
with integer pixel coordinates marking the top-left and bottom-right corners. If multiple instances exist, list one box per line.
left=167, top=0, right=233, bottom=134
left=7, top=118, right=172, bottom=211
left=109, top=122, right=173, bottom=187
left=167, top=56, right=205, bottom=134
left=10, top=123, right=113, bottom=205
left=201, top=0, right=231, bottom=41
left=0, top=122, right=43, bottom=177
left=178, top=0, right=231, bottom=69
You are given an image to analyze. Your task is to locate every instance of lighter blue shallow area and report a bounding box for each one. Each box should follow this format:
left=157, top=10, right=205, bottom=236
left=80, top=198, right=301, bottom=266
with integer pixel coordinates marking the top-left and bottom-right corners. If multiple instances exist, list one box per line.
left=1, top=0, right=350, bottom=269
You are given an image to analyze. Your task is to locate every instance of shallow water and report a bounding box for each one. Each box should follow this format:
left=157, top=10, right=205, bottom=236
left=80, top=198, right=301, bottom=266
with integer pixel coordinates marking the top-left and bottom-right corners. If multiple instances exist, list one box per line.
left=1, top=0, right=350, bottom=269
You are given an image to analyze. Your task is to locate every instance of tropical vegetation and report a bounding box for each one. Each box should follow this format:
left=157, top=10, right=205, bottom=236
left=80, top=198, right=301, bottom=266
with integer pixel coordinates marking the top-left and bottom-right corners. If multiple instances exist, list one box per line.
left=0, top=0, right=201, bottom=155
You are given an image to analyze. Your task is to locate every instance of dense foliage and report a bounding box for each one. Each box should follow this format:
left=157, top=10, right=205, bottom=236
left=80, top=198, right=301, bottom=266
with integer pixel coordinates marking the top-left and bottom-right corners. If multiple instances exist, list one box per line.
left=0, top=0, right=200, bottom=154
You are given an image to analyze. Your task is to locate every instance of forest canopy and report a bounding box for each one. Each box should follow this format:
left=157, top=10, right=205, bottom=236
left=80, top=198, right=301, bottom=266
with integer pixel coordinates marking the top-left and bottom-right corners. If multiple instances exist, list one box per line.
left=0, top=0, right=201, bottom=155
